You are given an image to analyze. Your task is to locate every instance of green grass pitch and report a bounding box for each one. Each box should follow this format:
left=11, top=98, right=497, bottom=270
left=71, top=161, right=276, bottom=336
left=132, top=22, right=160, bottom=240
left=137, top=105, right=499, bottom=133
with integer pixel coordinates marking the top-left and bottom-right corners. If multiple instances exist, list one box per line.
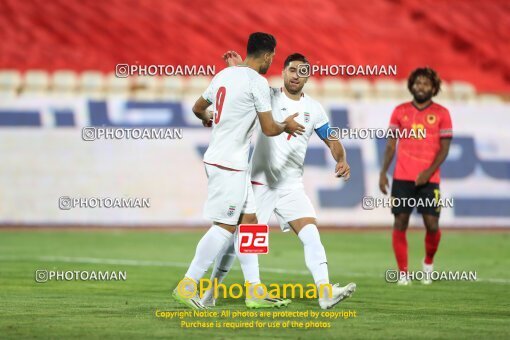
left=1, top=229, right=509, bottom=339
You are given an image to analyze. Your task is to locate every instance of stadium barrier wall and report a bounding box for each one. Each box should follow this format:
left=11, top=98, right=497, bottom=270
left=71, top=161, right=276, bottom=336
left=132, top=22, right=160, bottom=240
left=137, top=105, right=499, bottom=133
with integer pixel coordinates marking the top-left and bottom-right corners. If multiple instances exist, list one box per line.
left=0, top=97, right=509, bottom=227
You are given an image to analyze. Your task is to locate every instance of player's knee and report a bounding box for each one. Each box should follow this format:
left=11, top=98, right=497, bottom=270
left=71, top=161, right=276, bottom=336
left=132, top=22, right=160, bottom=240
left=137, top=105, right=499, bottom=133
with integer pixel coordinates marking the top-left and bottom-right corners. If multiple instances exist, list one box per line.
left=425, top=222, right=439, bottom=233
left=393, top=224, right=408, bottom=231
left=240, top=213, right=258, bottom=225
left=215, top=223, right=236, bottom=233
left=291, top=218, right=317, bottom=235
left=297, top=223, right=323, bottom=245
left=393, top=214, right=409, bottom=231
left=423, top=215, right=439, bottom=232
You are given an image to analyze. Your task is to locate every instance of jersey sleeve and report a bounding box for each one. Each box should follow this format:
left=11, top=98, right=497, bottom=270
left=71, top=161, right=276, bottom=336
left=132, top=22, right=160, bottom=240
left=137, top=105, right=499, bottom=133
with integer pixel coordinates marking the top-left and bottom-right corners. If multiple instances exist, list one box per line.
left=313, top=103, right=330, bottom=129
left=439, top=109, right=453, bottom=138
left=201, top=77, right=215, bottom=104
left=389, top=107, right=400, bottom=130
left=251, top=76, right=272, bottom=112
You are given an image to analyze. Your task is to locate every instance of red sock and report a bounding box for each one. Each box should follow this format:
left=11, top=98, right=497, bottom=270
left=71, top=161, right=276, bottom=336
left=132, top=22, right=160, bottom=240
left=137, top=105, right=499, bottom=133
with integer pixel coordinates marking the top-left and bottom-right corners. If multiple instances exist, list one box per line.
left=392, top=229, right=408, bottom=272
left=424, top=229, right=441, bottom=265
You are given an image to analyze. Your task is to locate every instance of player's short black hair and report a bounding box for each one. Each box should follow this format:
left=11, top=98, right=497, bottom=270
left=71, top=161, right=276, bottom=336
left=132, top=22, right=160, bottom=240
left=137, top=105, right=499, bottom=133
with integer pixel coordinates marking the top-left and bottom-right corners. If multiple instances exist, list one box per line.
left=407, top=67, right=442, bottom=96
left=246, top=32, right=276, bottom=57
left=283, top=53, right=309, bottom=69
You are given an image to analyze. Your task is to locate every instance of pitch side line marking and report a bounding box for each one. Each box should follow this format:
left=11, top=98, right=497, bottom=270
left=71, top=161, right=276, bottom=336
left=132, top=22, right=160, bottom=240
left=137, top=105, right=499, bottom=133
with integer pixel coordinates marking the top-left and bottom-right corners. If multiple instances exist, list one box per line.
left=1, top=255, right=508, bottom=284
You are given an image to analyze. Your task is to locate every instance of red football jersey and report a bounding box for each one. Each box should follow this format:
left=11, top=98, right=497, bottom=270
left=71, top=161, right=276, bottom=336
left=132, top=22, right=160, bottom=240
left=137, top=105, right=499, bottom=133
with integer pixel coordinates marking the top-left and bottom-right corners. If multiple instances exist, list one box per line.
left=389, top=102, right=452, bottom=184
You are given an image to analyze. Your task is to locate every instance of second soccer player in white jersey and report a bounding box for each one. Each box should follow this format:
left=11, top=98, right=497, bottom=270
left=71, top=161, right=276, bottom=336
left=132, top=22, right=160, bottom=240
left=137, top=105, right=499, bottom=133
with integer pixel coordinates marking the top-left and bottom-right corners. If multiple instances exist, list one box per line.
left=172, top=33, right=305, bottom=310
left=201, top=52, right=357, bottom=310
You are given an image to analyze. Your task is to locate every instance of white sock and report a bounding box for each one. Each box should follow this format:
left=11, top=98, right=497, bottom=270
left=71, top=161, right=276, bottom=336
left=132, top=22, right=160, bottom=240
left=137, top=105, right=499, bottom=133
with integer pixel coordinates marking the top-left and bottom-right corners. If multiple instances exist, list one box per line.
left=212, top=239, right=236, bottom=284
left=202, top=238, right=236, bottom=301
left=234, top=229, right=261, bottom=285
left=298, top=224, right=329, bottom=289
left=185, top=225, right=234, bottom=282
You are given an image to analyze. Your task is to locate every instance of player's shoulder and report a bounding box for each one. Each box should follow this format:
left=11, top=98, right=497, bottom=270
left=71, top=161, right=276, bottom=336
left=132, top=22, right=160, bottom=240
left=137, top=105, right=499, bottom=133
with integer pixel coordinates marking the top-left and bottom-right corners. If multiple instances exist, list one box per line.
left=239, top=66, right=267, bottom=82
left=394, top=102, right=413, bottom=112
left=219, top=66, right=261, bottom=79
left=302, top=92, right=318, bottom=104
left=210, top=67, right=233, bottom=83
left=430, top=102, right=451, bottom=115
left=218, top=67, right=268, bottom=91
left=302, top=92, right=324, bottom=111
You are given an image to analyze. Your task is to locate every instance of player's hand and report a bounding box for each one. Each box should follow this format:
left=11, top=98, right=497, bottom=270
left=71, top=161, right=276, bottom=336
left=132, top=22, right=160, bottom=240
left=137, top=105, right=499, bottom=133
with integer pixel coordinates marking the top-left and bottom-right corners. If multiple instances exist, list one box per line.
left=223, top=50, right=243, bottom=67
left=415, top=170, right=432, bottom=186
left=283, top=113, right=305, bottom=137
left=202, top=109, right=213, bottom=127
left=335, top=160, right=350, bottom=181
left=379, top=172, right=389, bottom=195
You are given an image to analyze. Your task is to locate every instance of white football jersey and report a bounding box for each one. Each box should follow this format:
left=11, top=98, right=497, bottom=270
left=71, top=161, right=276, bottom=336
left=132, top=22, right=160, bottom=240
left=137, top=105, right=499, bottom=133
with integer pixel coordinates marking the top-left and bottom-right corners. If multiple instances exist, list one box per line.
left=202, top=66, right=271, bottom=170
left=251, top=87, right=329, bottom=189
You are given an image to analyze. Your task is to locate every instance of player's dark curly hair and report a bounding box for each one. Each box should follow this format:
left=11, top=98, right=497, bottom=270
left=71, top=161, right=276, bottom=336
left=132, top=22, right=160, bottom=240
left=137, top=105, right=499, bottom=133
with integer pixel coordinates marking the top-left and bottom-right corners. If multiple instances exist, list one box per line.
left=407, top=67, right=442, bottom=96
left=247, top=32, right=277, bottom=57
left=283, top=53, right=309, bottom=69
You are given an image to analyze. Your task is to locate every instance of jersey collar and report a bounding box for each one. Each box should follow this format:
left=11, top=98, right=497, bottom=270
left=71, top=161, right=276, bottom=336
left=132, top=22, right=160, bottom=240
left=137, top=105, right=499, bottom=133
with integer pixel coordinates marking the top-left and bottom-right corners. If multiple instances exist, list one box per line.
left=280, top=87, right=305, bottom=98
left=412, top=101, right=433, bottom=111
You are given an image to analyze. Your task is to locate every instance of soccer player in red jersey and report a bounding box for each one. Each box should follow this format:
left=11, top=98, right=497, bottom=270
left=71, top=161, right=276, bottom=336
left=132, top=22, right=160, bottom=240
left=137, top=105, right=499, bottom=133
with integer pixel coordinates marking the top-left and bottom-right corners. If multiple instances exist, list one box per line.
left=379, top=67, right=452, bottom=285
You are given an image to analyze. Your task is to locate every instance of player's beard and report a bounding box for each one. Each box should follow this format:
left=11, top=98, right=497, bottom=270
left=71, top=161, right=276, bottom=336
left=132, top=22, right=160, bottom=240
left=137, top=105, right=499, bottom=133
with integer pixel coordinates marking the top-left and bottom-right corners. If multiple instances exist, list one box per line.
left=413, top=90, right=433, bottom=104
left=285, top=79, right=305, bottom=95
left=259, top=61, right=271, bottom=74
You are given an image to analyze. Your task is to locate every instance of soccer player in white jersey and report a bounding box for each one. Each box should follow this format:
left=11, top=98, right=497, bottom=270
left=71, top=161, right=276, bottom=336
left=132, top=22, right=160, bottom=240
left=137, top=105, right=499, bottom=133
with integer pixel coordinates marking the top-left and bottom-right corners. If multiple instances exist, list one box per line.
left=201, top=52, right=356, bottom=310
left=172, top=33, right=305, bottom=310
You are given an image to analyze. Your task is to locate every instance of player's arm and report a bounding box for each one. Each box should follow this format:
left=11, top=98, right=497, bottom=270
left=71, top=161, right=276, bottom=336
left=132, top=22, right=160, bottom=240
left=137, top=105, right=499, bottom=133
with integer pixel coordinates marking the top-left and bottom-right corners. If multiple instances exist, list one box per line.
left=252, top=71, right=305, bottom=137
left=316, top=123, right=350, bottom=180
left=380, top=108, right=400, bottom=194
left=223, top=50, right=295, bottom=136
left=379, top=137, right=396, bottom=194
left=257, top=111, right=305, bottom=137
left=415, top=138, right=451, bottom=186
left=192, top=97, right=213, bottom=127
left=194, top=73, right=216, bottom=128
left=416, top=110, right=453, bottom=185
left=223, top=50, right=243, bottom=67
left=325, top=138, right=350, bottom=180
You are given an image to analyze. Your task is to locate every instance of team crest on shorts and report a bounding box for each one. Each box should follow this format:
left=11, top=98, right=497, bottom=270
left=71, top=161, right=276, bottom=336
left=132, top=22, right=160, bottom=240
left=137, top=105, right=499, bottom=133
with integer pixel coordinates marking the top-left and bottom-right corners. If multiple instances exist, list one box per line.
left=227, top=205, right=236, bottom=217
left=304, top=112, right=310, bottom=123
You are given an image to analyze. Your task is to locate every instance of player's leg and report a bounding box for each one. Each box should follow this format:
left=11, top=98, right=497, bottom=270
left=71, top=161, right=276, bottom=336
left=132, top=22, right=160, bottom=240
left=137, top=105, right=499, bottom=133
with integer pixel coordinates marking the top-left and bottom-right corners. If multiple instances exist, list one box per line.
left=202, top=212, right=273, bottom=307
left=235, top=212, right=261, bottom=287
left=278, top=193, right=326, bottom=288
left=288, top=217, right=329, bottom=291
left=422, top=214, right=440, bottom=264
left=421, top=214, right=440, bottom=284
left=237, top=184, right=290, bottom=308
left=173, top=224, right=236, bottom=309
left=200, top=227, right=237, bottom=307
left=202, top=188, right=262, bottom=306
left=200, top=217, right=251, bottom=307
left=279, top=189, right=356, bottom=309
left=235, top=213, right=290, bottom=309
left=203, top=183, right=288, bottom=308
left=418, top=182, right=442, bottom=284
left=393, top=213, right=411, bottom=277
left=229, top=183, right=278, bottom=286
left=172, top=165, right=246, bottom=309
left=390, top=180, right=414, bottom=285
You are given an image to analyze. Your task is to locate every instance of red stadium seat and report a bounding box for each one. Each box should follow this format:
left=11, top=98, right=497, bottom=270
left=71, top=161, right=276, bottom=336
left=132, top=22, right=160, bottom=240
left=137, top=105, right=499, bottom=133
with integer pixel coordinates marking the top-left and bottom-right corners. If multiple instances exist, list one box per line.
left=0, top=0, right=508, bottom=92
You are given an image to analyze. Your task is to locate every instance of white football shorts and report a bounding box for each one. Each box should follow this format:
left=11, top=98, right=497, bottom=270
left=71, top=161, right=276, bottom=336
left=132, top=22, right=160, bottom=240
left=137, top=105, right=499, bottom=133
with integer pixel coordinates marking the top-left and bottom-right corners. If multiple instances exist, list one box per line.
left=203, top=163, right=256, bottom=225
left=251, top=183, right=317, bottom=232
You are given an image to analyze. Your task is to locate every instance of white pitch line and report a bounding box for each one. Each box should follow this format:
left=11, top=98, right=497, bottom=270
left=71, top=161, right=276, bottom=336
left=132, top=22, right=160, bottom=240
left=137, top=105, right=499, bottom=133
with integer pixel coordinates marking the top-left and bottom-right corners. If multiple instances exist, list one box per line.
left=38, top=256, right=372, bottom=277
left=1, top=255, right=509, bottom=284
left=37, top=255, right=315, bottom=276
